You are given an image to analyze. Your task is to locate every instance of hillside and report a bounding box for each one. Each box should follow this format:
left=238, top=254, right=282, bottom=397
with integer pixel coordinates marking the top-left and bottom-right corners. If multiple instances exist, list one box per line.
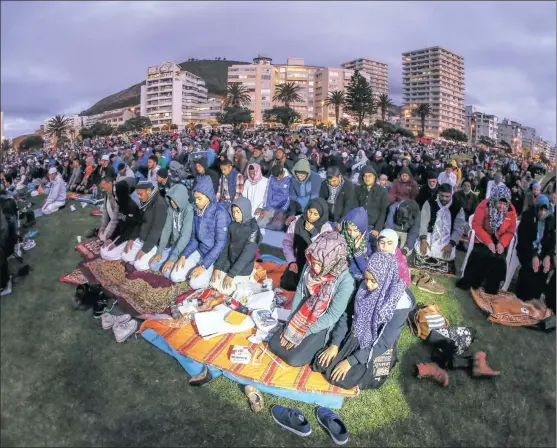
left=80, top=59, right=247, bottom=116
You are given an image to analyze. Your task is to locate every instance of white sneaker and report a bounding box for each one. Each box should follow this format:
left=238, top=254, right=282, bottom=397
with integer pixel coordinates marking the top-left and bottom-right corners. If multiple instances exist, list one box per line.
left=22, top=239, right=36, bottom=251
left=101, top=313, right=131, bottom=330
left=113, top=319, right=138, bottom=343
left=0, top=278, right=12, bottom=297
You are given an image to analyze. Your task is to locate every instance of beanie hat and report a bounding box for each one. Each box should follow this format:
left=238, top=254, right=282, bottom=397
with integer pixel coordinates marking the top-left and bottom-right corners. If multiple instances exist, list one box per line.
left=426, top=170, right=438, bottom=180
left=400, top=166, right=412, bottom=177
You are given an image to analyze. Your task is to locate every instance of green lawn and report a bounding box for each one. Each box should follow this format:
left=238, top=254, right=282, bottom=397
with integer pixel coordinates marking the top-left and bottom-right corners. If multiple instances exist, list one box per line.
left=1, top=204, right=555, bottom=447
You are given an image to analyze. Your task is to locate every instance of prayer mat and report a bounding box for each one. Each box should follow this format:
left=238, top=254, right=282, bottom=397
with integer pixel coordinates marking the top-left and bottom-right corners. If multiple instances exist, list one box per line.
left=90, top=208, right=103, bottom=216
left=410, top=251, right=456, bottom=277
left=80, top=259, right=190, bottom=315
left=75, top=238, right=103, bottom=260
left=74, top=195, right=104, bottom=205
left=59, top=268, right=88, bottom=285
left=470, top=287, right=553, bottom=327
left=140, top=319, right=358, bottom=398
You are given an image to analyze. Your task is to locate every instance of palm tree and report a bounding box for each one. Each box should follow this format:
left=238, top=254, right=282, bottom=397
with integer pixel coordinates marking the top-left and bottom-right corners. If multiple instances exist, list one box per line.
left=413, top=103, right=431, bottom=136
left=377, top=93, right=394, bottom=122
left=46, top=115, right=72, bottom=146
left=324, top=90, right=345, bottom=127
left=224, top=84, right=252, bottom=108
left=273, top=82, right=303, bottom=109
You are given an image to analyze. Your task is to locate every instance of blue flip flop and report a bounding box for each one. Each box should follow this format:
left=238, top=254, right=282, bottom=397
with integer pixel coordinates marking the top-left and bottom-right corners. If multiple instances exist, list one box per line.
left=315, top=406, right=349, bottom=445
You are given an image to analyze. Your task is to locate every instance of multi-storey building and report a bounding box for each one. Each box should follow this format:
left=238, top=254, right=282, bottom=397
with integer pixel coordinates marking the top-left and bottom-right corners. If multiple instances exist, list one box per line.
left=140, top=62, right=208, bottom=129
left=84, top=107, right=137, bottom=128
left=196, top=98, right=223, bottom=123
left=520, top=125, right=536, bottom=153
left=498, top=118, right=523, bottom=153
left=0, top=111, right=4, bottom=141
left=314, top=68, right=353, bottom=123
left=341, top=58, right=389, bottom=97
left=43, top=114, right=85, bottom=131
left=401, top=46, right=465, bottom=137
left=274, top=58, right=319, bottom=121
left=465, top=105, right=498, bottom=145
left=227, top=55, right=277, bottom=125
left=546, top=145, right=556, bottom=162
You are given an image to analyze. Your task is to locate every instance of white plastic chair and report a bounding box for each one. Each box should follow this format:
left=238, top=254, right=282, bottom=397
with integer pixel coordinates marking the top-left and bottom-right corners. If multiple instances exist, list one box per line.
left=502, top=220, right=521, bottom=291
left=460, top=214, right=475, bottom=277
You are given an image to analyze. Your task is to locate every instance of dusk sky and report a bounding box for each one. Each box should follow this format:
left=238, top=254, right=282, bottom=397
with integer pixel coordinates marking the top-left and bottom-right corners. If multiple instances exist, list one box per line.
left=1, top=1, right=555, bottom=142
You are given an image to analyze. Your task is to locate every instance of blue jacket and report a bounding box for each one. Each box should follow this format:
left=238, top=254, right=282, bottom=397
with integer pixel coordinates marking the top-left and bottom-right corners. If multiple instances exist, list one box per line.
left=162, top=149, right=172, bottom=166
left=289, top=159, right=321, bottom=211
left=112, top=157, right=125, bottom=172
left=182, top=177, right=231, bottom=269
left=264, top=175, right=291, bottom=212
left=136, top=152, right=150, bottom=167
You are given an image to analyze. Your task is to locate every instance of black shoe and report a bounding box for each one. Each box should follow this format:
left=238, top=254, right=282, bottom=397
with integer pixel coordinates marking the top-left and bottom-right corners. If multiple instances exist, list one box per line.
left=189, top=367, right=213, bottom=387
left=455, top=278, right=469, bottom=290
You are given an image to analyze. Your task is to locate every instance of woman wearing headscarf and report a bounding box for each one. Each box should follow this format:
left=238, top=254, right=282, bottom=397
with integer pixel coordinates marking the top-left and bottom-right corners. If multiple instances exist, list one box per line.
left=242, top=163, right=268, bottom=217
left=456, top=184, right=517, bottom=294
left=281, top=198, right=332, bottom=291
left=515, top=195, right=555, bottom=304
left=269, top=232, right=355, bottom=367
left=312, top=252, right=413, bottom=390
left=377, top=229, right=411, bottom=288
left=341, top=207, right=374, bottom=282
left=100, top=180, right=142, bottom=261
left=350, top=150, right=370, bottom=184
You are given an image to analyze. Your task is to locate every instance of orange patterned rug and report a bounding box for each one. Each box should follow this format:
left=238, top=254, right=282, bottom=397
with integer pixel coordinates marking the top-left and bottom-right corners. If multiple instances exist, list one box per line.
left=75, top=238, right=103, bottom=260
left=140, top=319, right=358, bottom=398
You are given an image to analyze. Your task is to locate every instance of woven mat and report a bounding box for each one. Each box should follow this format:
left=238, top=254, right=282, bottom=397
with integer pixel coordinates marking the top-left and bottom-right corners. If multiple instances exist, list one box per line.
left=59, top=268, right=88, bottom=285
left=75, top=238, right=103, bottom=260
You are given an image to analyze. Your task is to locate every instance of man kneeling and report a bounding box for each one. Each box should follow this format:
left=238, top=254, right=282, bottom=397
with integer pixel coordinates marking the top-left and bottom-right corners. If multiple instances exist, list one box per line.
left=172, top=177, right=230, bottom=288
left=121, top=181, right=168, bottom=270
left=210, top=197, right=262, bottom=295
left=41, top=167, right=66, bottom=215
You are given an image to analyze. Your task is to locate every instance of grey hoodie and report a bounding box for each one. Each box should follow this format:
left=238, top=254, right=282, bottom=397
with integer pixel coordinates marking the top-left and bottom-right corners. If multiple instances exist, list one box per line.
left=156, top=183, right=194, bottom=262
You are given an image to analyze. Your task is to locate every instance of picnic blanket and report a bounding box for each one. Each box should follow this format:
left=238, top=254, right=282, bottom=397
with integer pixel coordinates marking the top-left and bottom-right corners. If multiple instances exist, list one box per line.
left=80, top=258, right=191, bottom=315
left=470, top=287, right=554, bottom=327
left=140, top=319, right=358, bottom=400
left=75, top=238, right=103, bottom=260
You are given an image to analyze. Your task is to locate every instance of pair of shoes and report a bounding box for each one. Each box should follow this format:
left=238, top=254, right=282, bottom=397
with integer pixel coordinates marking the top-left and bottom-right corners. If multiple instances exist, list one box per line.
left=271, top=405, right=349, bottom=445
left=0, top=278, right=13, bottom=297
left=416, top=362, right=449, bottom=387
left=22, top=239, right=36, bottom=251
left=189, top=366, right=213, bottom=386
left=101, top=312, right=131, bottom=330
left=245, top=385, right=264, bottom=413
left=416, top=274, right=446, bottom=295
left=105, top=316, right=137, bottom=343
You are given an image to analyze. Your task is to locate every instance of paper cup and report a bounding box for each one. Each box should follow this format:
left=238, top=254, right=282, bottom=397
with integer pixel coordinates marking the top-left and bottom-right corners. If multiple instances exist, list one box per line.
left=77, top=236, right=82, bottom=243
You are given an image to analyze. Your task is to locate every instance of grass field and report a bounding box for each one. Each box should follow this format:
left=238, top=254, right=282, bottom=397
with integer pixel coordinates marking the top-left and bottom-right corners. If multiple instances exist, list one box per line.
left=1, top=204, right=555, bottom=447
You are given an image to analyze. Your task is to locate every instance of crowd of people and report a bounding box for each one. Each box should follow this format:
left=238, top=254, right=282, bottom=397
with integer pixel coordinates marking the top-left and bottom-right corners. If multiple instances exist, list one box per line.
left=0, top=125, right=555, bottom=391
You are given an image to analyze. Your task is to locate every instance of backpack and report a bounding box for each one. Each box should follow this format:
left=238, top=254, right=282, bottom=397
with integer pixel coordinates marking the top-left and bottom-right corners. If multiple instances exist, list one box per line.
left=408, top=302, right=449, bottom=340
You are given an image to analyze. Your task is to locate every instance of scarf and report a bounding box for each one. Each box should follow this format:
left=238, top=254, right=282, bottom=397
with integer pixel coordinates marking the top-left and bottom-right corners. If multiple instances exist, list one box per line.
left=534, top=195, right=551, bottom=253
left=246, top=163, right=263, bottom=185
left=139, top=187, right=159, bottom=211
left=283, top=232, right=348, bottom=346
left=351, top=150, right=369, bottom=172
left=342, top=220, right=368, bottom=259
left=353, top=253, right=406, bottom=350
left=294, top=198, right=329, bottom=246
left=327, top=177, right=344, bottom=205
left=431, top=198, right=452, bottom=249
left=488, top=184, right=511, bottom=232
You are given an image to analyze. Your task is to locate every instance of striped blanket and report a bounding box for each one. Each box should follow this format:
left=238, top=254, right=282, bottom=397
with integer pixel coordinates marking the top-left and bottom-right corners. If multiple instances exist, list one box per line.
left=140, top=319, right=358, bottom=398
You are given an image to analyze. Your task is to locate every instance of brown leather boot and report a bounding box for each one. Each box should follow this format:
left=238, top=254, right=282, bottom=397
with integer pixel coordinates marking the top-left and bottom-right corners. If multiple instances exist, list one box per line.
left=416, top=363, right=449, bottom=387
left=472, top=352, right=500, bottom=377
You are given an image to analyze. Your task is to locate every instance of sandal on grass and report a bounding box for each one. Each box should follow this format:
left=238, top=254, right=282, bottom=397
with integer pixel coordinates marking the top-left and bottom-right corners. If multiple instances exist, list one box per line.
left=245, top=385, right=264, bottom=413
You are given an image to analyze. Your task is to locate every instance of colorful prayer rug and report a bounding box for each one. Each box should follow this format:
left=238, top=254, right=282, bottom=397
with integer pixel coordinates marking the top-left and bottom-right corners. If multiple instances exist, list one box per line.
left=90, top=208, right=103, bottom=216
left=80, top=259, right=191, bottom=315
left=140, top=319, right=358, bottom=398
left=74, top=238, right=103, bottom=260
left=470, top=287, right=553, bottom=327
left=66, top=192, right=85, bottom=200
left=59, top=268, right=88, bottom=285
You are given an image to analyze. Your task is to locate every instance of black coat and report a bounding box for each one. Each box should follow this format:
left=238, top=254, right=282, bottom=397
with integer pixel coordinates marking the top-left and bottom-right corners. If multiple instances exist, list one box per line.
left=355, top=183, right=389, bottom=231
left=115, top=201, right=142, bottom=243
left=215, top=217, right=261, bottom=278
left=416, top=184, right=438, bottom=209
left=516, top=207, right=556, bottom=266
left=319, top=180, right=355, bottom=224
left=453, top=190, right=480, bottom=220
left=138, top=193, right=168, bottom=253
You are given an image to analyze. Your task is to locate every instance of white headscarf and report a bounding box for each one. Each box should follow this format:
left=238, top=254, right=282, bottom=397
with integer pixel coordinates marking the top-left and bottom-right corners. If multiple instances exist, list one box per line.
left=378, top=229, right=399, bottom=254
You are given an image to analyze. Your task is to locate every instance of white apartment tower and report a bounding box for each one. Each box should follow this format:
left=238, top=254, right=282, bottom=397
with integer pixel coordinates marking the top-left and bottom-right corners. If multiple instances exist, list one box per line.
left=140, top=62, right=208, bottom=129
left=402, top=46, right=465, bottom=137
left=465, top=105, right=498, bottom=145
left=227, top=56, right=277, bottom=125
left=341, top=58, right=389, bottom=97
left=498, top=119, right=523, bottom=153
left=275, top=58, right=319, bottom=121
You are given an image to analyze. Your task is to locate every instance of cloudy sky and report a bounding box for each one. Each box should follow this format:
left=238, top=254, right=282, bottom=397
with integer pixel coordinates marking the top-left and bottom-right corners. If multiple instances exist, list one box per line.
left=1, top=1, right=555, bottom=142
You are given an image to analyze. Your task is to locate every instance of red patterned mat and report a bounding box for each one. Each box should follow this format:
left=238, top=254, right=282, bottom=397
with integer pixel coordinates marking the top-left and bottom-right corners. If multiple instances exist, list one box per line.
left=59, top=268, right=88, bottom=285
left=91, top=208, right=103, bottom=216
left=75, top=238, right=103, bottom=260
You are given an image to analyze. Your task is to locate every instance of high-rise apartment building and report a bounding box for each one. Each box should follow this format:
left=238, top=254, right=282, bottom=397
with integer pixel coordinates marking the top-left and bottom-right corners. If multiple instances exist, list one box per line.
left=314, top=68, right=353, bottom=123
left=520, top=125, right=536, bottom=152
left=227, top=55, right=278, bottom=125
left=140, top=62, right=208, bottom=129
left=0, top=112, right=4, bottom=142
left=498, top=118, right=523, bottom=153
left=275, top=58, right=319, bottom=121
left=465, top=105, right=498, bottom=145
left=341, top=58, right=389, bottom=97
left=401, top=46, right=465, bottom=137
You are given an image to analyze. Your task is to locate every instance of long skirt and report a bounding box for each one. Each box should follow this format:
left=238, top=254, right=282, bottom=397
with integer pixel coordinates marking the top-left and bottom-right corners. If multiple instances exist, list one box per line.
left=458, top=244, right=507, bottom=294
